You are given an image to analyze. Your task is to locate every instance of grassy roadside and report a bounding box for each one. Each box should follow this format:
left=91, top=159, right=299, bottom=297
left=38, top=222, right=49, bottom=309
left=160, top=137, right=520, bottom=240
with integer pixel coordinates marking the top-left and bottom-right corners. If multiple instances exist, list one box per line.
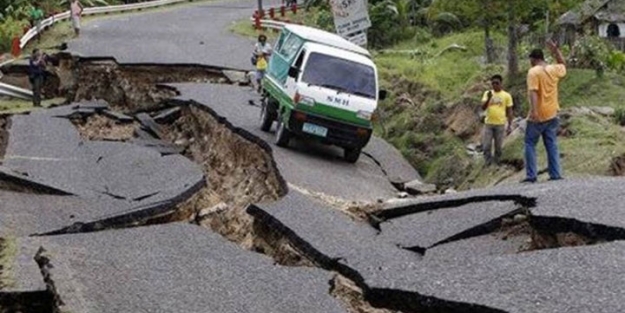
left=0, top=237, right=17, bottom=289
left=375, top=31, right=625, bottom=189
left=0, top=98, right=65, bottom=114
left=229, top=7, right=331, bottom=39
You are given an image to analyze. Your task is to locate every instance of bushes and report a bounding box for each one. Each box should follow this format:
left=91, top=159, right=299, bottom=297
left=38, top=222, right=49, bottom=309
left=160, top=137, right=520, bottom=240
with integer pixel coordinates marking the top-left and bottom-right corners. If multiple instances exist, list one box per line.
left=0, top=16, right=29, bottom=52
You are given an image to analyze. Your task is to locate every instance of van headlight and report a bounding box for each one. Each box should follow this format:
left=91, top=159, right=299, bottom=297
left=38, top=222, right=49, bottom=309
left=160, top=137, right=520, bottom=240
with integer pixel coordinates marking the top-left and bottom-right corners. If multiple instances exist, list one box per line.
left=357, top=110, right=373, bottom=121
left=299, top=96, right=316, bottom=107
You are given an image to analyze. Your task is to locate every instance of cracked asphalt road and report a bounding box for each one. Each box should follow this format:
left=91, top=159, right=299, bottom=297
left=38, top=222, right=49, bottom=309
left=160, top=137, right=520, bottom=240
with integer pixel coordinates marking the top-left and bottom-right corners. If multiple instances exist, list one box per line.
left=3, top=1, right=625, bottom=312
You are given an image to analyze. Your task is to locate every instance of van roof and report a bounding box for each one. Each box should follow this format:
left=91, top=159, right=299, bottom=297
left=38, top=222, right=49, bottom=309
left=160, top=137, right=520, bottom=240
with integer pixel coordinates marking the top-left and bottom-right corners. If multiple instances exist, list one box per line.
left=284, top=24, right=371, bottom=58
left=304, top=42, right=376, bottom=69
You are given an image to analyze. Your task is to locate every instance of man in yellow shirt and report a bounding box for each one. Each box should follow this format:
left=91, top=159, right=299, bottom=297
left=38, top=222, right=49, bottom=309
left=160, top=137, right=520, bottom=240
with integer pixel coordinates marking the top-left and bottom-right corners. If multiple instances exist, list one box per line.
left=481, top=74, right=513, bottom=166
left=523, top=40, right=566, bottom=183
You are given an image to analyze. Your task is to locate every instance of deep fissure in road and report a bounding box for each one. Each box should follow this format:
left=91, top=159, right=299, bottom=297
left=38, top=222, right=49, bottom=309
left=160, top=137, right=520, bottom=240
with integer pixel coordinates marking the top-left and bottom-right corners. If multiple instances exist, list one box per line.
left=161, top=103, right=287, bottom=244
left=0, top=116, right=8, bottom=164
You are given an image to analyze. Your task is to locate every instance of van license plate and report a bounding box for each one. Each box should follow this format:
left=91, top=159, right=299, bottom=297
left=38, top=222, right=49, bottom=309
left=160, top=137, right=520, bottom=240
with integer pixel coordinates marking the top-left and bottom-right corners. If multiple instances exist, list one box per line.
left=302, top=123, right=328, bottom=137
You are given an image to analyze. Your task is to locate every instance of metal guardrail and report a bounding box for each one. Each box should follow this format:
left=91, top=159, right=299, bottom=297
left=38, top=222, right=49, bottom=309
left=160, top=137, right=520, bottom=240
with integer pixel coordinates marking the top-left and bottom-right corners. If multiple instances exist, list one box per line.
left=0, top=82, right=33, bottom=100
left=20, top=0, right=189, bottom=49
left=257, top=19, right=288, bottom=30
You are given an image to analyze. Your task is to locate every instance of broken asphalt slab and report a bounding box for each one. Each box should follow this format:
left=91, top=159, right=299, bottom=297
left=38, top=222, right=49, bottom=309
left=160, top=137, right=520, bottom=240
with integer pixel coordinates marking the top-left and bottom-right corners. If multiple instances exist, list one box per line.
left=170, top=83, right=419, bottom=201
left=1, top=106, right=205, bottom=235
left=378, top=177, right=625, bottom=239
left=4, top=107, right=203, bottom=201
left=248, top=178, right=625, bottom=312
left=378, top=201, right=522, bottom=251
left=247, top=191, right=421, bottom=286
left=17, top=223, right=345, bottom=313
left=378, top=241, right=625, bottom=313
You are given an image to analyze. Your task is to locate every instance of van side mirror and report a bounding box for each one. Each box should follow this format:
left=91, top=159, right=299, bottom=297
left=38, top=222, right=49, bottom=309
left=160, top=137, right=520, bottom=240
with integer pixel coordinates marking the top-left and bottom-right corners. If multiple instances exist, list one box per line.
left=378, top=90, right=388, bottom=101
left=288, top=67, right=299, bottom=80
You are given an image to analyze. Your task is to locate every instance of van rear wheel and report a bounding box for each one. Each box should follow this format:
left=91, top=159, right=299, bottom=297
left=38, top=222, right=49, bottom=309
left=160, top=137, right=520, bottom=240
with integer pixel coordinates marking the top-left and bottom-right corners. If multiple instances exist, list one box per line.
left=344, top=147, right=361, bottom=163
left=275, top=120, right=291, bottom=147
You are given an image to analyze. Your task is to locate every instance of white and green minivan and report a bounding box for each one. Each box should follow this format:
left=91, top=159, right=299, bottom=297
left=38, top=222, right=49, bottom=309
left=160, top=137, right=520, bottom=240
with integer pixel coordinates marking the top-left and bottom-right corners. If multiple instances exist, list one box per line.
left=260, top=24, right=386, bottom=163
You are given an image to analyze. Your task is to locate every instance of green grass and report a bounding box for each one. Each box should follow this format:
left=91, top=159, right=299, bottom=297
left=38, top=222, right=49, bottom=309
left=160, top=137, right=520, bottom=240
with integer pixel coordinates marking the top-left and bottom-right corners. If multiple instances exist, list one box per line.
left=0, top=98, right=64, bottom=114
left=229, top=8, right=328, bottom=39
left=372, top=28, right=625, bottom=190
left=559, top=69, right=625, bottom=109
left=0, top=237, right=17, bottom=289
left=229, top=18, right=281, bottom=40
left=375, top=31, right=505, bottom=100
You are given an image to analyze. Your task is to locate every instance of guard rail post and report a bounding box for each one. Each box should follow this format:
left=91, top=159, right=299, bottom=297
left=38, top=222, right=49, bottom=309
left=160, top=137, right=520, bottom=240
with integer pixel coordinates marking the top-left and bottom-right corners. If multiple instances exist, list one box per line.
left=11, top=37, right=21, bottom=57
left=280, top=6, right=285, bottom=17
left=254, top=15, right=262, bottom=30
left=269, top=7, right=275, bottom=19
left=291, top=3, right=297, bottom=14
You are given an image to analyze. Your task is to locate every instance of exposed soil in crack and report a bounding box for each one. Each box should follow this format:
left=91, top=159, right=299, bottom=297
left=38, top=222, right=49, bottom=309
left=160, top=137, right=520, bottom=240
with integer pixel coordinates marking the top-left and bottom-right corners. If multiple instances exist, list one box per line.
left=331, top=275, right=398, bottom=313
left=0, top=116, right=9, bottom=164
left=71, top=114, right=138, bottom=141
left=523, top=216, right=624, bottom=252
left=160, top=103, right=287, bottom=248
left=72, top=59, right=231, bottom=113
left=1, top=54, right=238, bottom=114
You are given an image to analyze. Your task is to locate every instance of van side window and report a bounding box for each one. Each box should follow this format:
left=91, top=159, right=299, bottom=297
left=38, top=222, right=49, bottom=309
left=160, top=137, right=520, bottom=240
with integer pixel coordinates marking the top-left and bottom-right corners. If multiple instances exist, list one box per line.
left=278, top=34, right=304, bottom=61
left=274, top=32, right=287, bottom=52
left=294, top=50, right=306, bottom=69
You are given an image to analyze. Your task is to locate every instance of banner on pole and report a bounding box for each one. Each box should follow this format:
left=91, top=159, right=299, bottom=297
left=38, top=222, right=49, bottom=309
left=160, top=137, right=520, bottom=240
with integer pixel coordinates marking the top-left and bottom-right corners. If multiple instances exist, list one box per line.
left=330, top=0, right=371, bottom=36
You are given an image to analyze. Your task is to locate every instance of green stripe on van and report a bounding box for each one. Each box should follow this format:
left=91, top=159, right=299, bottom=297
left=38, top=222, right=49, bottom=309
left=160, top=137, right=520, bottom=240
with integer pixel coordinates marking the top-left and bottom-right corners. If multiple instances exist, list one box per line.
left=263, top=78, right=371, bottom=127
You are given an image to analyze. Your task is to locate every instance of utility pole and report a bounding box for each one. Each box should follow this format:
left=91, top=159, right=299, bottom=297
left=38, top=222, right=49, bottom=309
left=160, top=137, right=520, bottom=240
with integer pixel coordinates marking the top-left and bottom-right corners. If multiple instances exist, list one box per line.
left=257, top=0, right=263, bottom=17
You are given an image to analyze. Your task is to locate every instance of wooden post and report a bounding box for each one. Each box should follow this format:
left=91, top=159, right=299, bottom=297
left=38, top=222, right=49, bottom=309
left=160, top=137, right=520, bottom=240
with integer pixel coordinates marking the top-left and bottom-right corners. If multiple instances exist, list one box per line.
left=269, top=7, right=275, bottom=19
left=280, top=6, right=286, bottom=17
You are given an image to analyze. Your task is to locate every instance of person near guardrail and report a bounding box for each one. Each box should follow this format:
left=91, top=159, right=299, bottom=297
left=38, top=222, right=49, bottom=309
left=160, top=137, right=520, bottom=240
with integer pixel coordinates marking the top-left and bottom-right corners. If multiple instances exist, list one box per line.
left=252, top=34, right=272, bottom=93
left=29, top=49, right=48, bottom=108
left=70, top=0, right=84, bottom=37
left=30, top=3, right=45, bottom=42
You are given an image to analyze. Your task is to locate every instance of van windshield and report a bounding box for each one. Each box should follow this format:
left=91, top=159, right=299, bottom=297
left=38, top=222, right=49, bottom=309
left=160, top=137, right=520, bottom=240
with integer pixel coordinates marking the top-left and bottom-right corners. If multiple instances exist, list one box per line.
left=301, top=52, right=376, bottom=99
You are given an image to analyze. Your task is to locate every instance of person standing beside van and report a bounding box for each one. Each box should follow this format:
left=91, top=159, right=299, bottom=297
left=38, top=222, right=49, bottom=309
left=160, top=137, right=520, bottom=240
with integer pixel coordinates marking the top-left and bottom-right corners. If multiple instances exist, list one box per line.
left=252, top=35, right=272, bottom=93
left=481, top=74, right=513, bottom=166
left=522, top=40, right=566, bottom=183
left=70, top=0, right=83, bottom=37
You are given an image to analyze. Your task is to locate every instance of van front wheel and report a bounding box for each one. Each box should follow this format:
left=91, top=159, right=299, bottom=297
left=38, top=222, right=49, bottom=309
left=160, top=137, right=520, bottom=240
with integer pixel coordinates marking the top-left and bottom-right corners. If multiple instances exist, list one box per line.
left=275, top=120, right=291, bottom=147
left=260, top=98, right=277, bottom=132
left=344, top=147, right=361, bottom=163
